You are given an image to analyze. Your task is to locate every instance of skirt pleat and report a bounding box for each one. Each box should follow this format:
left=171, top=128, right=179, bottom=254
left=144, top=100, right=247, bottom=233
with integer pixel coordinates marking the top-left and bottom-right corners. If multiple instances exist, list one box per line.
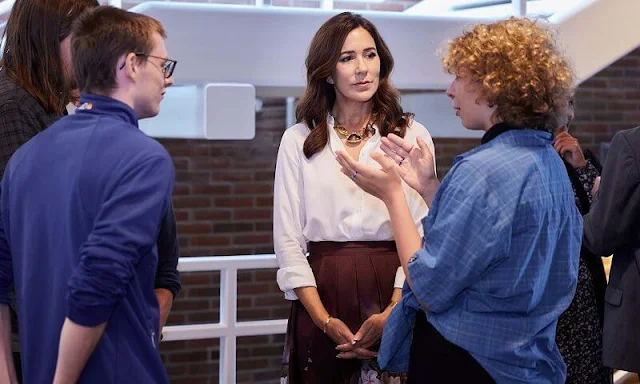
left=282, top=241, right=400, bottom=384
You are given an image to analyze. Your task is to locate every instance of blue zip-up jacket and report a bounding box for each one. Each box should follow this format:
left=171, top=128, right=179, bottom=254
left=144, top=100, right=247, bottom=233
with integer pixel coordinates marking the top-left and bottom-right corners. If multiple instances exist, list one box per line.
left=0, top=93, right=174, bottom=383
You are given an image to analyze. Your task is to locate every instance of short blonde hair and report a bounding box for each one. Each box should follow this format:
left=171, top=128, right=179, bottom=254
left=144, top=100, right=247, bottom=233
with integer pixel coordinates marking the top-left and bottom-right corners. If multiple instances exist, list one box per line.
left=443, top=17, right=574, bottom=132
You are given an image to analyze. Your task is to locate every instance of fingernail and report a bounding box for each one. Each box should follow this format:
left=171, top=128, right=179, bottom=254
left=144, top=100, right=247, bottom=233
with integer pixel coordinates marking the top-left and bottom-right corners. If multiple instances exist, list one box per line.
left=336, top=354, right=342, bottom=359
left=351, top=339, right=358, bottom=345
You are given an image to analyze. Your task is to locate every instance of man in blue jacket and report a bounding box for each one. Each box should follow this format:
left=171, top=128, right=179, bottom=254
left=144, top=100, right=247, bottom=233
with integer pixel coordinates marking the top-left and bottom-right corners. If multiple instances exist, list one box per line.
left=0, top=1, right=181, bottom=380
left=0, top=6, right=177, bottom=383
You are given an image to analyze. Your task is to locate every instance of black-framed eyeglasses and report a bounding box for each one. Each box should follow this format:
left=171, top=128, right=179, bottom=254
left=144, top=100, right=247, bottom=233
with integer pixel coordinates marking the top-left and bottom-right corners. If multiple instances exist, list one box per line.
left=118, top=53, right=177, bottom=79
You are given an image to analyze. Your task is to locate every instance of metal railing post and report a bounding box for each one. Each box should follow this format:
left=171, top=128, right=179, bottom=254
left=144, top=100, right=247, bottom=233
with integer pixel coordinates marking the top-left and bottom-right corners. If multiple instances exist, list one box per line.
left=285, top=97, right=296, bottom=129
left=219, top=267, right=238, bottom=384
left=161, top=255, right=286, bottom=384
left=512, top=0, right=526, bottom=17
left=321, top=0, right=334, bottom=10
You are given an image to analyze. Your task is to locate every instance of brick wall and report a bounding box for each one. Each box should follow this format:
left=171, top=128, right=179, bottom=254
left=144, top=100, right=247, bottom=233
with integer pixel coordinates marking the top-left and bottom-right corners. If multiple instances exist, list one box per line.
left=159, top=47, right=640, bottom=384
left=571, top=48, right=640, bottom=158
left=0, top=0, right=634, bottom=383
left=159, top=100, right=286, bottom=383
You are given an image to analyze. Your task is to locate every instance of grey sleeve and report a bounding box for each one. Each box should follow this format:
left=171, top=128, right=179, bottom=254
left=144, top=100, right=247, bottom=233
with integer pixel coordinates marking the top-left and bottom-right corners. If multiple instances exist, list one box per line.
left=584, top=131, right=640, bottom=256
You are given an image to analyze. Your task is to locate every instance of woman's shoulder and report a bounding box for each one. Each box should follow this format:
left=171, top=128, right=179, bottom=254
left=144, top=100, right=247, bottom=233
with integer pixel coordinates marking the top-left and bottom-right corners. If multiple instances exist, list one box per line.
left=280, top=122, right=311, bottom=145
left=278, top=122, right=314, bottom=160
left=404, top=118, right=433, bottom=143
left=407, top=118, right=428, bottom=134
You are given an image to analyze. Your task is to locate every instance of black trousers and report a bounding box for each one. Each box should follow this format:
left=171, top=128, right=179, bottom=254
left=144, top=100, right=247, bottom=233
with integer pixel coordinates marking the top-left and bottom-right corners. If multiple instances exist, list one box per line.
left=13, top=352, right=21, bottom=381
left=408, top=311, right=495, bottom=384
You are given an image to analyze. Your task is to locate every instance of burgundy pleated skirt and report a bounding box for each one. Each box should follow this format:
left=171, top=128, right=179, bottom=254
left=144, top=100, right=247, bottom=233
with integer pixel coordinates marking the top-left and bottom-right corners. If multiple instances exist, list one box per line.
left=281, top=241, right=401, bottom=384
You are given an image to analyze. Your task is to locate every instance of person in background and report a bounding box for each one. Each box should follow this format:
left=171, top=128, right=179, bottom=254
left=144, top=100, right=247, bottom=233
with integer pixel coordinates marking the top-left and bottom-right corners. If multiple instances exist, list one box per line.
left=0, top=6, right=177, bottom=383
left=553, top=99, right=612, bottom=383
left=337, top=17, right=581, bottom=383
left=0, top=1, right=181, bottom=380
left=583, top=126, right=640, bottom=373
left=274, top=11, right=435, bottom=384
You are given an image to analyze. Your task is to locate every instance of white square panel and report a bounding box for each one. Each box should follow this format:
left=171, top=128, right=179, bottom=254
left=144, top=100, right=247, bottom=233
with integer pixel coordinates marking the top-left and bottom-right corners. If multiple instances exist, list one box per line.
left=205, top=83, right=256, bottom=140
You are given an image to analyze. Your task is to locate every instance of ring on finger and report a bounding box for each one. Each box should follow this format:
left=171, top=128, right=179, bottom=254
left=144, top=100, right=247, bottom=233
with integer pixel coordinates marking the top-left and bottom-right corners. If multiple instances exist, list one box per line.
left=351, top=171, right=358, bottom=180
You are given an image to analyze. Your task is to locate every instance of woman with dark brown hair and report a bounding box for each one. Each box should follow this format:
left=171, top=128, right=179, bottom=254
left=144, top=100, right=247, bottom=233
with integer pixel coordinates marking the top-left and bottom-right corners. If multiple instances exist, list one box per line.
left=273, top=11, right=435, bottom=384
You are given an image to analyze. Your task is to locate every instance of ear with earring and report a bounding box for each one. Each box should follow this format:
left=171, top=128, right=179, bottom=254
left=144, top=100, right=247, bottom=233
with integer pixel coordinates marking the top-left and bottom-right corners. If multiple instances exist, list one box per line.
left=327, top=77, right=334, bottom=85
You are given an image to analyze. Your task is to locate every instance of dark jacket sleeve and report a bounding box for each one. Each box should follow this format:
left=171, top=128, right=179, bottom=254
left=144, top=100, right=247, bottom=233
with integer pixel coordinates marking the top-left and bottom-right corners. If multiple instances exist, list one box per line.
left=154, top=201, right=181, bottom=298
left=0, top=180, right=12, bottom=305
left=584, top=149, right=603, bottom=174
left=584, top=131, right=640, bottom=256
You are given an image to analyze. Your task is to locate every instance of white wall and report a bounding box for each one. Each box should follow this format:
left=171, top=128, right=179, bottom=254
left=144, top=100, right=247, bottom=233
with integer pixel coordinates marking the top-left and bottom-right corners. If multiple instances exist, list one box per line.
left=129, top=0, right=639, bottom=139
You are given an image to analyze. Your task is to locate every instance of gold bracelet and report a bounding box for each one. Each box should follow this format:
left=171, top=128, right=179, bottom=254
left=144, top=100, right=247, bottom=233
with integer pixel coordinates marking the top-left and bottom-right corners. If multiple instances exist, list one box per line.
left=322, top=316, right=332, bottom=334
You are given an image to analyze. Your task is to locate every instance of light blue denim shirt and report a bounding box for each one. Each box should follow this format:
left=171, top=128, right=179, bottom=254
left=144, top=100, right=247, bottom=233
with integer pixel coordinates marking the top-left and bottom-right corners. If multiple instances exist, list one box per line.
left=379, top=128, right=582, bottom=384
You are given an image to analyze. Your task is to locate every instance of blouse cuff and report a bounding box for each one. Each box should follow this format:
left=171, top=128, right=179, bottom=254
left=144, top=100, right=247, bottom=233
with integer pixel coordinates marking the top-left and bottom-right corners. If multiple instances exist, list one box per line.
left=394, top=267, right=406, bottom=289
left=277, top=264, right=317, bottom=301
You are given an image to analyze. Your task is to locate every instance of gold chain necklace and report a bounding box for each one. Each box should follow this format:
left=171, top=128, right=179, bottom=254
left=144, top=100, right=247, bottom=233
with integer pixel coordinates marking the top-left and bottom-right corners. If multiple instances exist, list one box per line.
left=333, top=116, right=376, bottom=144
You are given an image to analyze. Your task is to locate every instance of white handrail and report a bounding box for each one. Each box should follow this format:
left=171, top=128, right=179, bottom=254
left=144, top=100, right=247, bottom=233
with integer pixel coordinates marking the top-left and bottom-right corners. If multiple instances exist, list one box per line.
left=176, top=254, right=279, bottom=272
left=165, top=319, right=287, bottom=340
left=162, top=254, right=286, bottom=384
left=165, top=254, right=633, bottom=384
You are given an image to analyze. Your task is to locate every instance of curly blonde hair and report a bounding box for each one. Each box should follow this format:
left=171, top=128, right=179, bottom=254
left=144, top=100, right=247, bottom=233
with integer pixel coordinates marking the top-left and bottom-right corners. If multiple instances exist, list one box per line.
left=442, top=17, right=575, bottom=132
